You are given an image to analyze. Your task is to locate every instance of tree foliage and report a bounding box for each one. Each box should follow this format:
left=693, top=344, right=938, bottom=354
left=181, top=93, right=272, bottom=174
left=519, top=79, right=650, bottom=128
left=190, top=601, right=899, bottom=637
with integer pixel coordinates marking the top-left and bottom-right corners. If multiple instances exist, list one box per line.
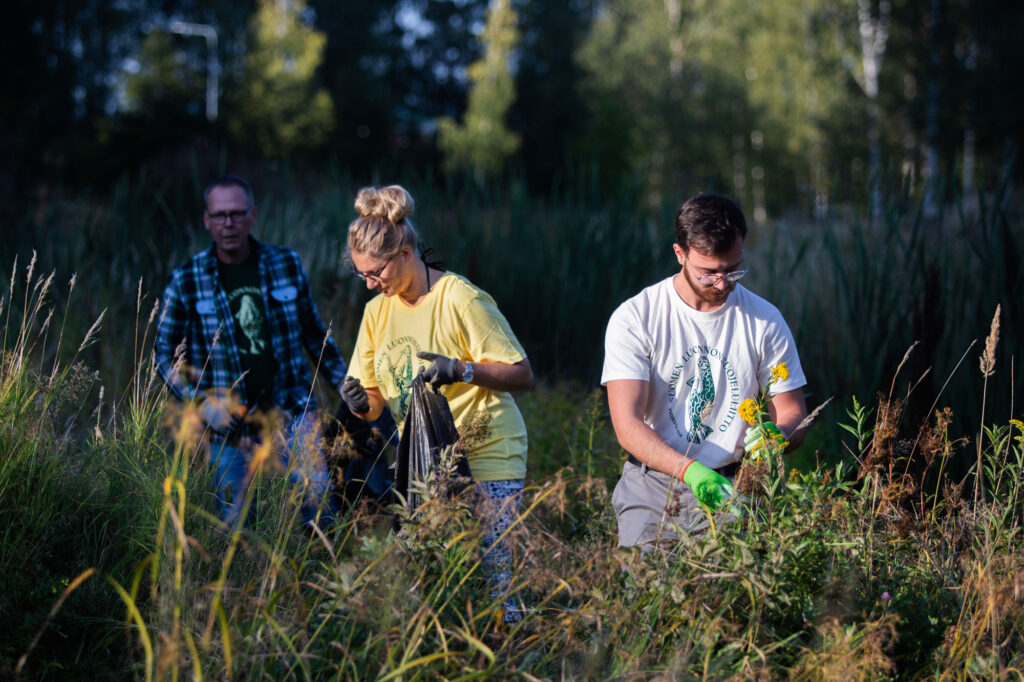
left=437, top=0, right=521, bottom=182
left=3, top=0, right=1023, bottom=212
left=122, top=32, right=209, bottom=123
left=227, top=0, right=334, bottom=158
left=575, top=0, right=860, bottom=212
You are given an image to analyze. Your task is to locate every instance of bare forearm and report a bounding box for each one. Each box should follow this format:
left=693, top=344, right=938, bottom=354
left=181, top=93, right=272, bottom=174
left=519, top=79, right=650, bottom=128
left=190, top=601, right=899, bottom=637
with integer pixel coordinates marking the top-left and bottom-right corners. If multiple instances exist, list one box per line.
left=768, top=388, right=808, bottom=450
left=613, top=416, right=693, bottom=479
left=463, top=358, right=533, bottom=392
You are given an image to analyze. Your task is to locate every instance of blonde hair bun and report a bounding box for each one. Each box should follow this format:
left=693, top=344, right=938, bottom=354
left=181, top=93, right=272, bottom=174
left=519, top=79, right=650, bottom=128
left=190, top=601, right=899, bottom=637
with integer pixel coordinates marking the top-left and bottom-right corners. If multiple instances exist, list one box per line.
left=354, top=185, right=414, bottom=224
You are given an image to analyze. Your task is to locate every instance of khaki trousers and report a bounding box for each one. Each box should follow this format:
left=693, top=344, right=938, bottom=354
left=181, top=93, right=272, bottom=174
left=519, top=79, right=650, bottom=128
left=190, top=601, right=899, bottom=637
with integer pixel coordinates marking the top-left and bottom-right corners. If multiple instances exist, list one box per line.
left=611, top=460, right=739, bottom=549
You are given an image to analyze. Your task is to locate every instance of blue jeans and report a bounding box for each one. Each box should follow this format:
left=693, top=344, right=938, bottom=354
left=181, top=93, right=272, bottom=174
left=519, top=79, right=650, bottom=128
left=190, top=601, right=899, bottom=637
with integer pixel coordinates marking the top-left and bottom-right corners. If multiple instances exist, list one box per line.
left=209, top=410, right=335, bottom=528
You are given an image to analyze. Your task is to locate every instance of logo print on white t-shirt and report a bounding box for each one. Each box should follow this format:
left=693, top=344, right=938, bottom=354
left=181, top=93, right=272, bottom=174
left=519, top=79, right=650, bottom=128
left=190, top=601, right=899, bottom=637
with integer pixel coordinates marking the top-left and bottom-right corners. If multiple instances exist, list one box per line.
left=685, top=356, right=715, bottom=443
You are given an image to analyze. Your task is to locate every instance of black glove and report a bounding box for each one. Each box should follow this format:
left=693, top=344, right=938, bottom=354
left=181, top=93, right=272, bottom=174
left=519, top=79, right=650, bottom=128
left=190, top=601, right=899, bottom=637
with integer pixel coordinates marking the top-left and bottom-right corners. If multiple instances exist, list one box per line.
left=197, top=394, right=242, bottom=435
left=416, top=352, right=461, bottom=389
left=341, top=376, right=370, bottom=414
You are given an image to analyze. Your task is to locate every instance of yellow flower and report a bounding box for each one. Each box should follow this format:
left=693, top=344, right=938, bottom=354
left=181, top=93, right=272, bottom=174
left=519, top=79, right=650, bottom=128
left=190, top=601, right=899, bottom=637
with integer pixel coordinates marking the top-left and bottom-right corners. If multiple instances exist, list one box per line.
left=1011, top=419, right=1024, bottom=448
left=771, top=362, right=790, bottom=383
left=739, top=399, right=759, bottom=425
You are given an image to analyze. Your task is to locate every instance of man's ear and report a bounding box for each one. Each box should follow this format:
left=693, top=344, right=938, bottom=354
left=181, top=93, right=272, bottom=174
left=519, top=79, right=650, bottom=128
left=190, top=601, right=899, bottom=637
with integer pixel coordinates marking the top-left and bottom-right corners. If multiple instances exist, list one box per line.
left=672, top=243, right=687, bottom=265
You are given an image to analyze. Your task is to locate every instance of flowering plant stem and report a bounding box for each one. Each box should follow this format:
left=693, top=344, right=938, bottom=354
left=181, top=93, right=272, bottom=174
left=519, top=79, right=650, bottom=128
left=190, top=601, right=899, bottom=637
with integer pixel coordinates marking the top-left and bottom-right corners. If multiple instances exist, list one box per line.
left=739, top=363, right=791, bottom=462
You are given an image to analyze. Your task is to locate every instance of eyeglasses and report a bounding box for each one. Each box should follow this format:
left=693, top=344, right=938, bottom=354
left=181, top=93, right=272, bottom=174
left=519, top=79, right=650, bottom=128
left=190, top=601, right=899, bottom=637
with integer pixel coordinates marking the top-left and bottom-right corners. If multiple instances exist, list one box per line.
left=686, top=252, right=748, bottom=286
left=352, top=255, right=393, bottom=282
left=207, top=209, right=252, bottom=225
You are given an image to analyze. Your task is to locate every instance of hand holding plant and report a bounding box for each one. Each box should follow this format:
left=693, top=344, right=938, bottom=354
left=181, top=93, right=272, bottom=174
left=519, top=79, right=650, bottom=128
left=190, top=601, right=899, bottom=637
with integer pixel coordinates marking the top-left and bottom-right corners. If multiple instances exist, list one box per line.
left=739, top=363, right=791, bottom=462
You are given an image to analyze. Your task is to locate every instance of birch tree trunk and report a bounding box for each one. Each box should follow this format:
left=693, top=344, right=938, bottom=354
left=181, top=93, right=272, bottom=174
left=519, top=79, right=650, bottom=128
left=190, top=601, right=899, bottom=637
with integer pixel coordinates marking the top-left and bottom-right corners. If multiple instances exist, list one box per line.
left=858, top=0, right=890, bottom=224
left=962, top=36, right=978, bottom=213
left=922, top=0, right=942, bottom=219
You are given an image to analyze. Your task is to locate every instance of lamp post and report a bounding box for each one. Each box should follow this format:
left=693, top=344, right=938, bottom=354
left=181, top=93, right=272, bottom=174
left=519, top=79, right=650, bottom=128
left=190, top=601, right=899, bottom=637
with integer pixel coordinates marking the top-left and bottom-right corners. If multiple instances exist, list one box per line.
left=168, top=21, right=219, bottom=121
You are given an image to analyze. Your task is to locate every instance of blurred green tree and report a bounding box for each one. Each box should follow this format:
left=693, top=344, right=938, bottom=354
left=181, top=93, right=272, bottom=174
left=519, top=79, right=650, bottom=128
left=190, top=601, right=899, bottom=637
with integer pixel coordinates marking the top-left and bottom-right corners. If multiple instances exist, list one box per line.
left=575, top=0, right=868, bottom=214
left=575, top=0, right=750, bottom=205
left=227, top=0, right=334, bottom=157
left=122, top=32, right=209, bottom=126
left=437, top=0, right=521, bottom=183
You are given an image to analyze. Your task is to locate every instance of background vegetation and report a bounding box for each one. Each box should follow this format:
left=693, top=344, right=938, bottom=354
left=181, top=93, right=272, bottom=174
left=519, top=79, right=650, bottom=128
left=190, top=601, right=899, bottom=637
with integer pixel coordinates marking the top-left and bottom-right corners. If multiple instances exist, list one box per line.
left=0, top=256, right=1021, bottom=678
left=0, top=169, right=1021, bottom=679
left=4, top=0, right=1023, bottom=211
left=1, top=0, right=1022, bottom=678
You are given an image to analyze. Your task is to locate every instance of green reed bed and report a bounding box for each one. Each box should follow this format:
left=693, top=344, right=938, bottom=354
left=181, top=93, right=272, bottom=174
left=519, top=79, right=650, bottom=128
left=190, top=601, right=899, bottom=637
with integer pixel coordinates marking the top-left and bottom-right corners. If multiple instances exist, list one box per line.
left=2, top=171, right=1022, bottom=678
left=7, top=167, right=1019, bottom=440
left=1, top=269, right=1020, bottom=678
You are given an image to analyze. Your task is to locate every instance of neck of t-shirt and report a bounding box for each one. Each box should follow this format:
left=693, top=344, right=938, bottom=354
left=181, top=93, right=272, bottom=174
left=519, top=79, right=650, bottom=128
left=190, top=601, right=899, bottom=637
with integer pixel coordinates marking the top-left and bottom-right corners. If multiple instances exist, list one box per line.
left=671, top=273, right=733, bottom=314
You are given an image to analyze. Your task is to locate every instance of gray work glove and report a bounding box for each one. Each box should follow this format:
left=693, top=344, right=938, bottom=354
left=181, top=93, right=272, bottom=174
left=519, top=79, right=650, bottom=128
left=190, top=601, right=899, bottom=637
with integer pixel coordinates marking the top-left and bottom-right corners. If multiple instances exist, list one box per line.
left=416, top=351, right=460, bottom=389
left=340, top=376, right=370, bottom=415
left=197, top=394, right=242, bottom=435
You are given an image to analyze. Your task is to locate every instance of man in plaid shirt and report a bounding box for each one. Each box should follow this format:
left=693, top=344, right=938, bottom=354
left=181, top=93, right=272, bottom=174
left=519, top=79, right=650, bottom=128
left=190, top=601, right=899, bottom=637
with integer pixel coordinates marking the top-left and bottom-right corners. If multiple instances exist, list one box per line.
left=155, top=175, right=347, bottom=528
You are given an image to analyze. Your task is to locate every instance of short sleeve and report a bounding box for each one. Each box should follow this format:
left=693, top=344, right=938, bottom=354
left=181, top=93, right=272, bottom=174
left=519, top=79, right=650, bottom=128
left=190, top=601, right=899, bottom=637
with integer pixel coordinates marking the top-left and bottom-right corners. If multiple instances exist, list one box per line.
left=756, top=312, right=807, bottom=394
left=456, top=292, right=526, bottom=364
left=601, top=301, right=652, bottom=384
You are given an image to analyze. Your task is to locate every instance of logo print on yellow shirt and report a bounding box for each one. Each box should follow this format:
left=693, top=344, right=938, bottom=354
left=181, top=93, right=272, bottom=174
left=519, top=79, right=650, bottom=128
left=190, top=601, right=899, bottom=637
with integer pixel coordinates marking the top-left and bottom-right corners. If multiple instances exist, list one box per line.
left=376, top=336, right=422, bottom=419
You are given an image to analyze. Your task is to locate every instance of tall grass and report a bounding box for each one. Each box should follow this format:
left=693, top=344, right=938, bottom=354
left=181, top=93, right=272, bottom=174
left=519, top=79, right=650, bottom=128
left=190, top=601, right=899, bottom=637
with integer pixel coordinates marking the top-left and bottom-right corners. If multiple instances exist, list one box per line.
left=8, top=165, right=1019, bottom=443
left=2, top=169, right=1022, bottom=678
left=4, top=314, right=1021, bottom=677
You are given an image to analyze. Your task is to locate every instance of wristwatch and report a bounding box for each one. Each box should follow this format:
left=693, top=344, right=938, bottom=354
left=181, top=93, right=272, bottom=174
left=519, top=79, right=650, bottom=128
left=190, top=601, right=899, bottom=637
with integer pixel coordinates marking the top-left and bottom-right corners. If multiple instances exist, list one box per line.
left=461, top=361, right=474, bottom=384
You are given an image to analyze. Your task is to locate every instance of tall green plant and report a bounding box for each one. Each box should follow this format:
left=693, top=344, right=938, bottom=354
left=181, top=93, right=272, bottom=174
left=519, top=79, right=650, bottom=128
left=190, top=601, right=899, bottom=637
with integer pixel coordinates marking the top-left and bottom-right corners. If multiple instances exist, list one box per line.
left=437, top=0, right=521, bottom=184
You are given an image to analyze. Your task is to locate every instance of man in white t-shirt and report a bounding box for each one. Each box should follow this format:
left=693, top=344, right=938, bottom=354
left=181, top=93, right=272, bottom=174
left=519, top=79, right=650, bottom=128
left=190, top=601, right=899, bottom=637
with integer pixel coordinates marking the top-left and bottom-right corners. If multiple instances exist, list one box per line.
left=602, top=193, right=808, bottom=548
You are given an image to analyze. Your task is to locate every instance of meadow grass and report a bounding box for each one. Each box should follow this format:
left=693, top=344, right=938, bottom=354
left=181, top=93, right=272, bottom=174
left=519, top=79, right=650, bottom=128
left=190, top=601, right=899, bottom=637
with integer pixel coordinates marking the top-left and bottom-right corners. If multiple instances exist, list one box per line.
left=1, top=170, right=1022, bottom=678
left=8, top=164, right=1019, bottom=453
left=1, top=264, right=1021, bottom=680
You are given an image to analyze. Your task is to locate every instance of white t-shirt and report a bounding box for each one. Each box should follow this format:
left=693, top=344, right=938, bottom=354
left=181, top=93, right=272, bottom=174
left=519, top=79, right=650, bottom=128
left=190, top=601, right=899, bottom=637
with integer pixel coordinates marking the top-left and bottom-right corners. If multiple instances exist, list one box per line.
left=602, top=277, right=806, bottom=469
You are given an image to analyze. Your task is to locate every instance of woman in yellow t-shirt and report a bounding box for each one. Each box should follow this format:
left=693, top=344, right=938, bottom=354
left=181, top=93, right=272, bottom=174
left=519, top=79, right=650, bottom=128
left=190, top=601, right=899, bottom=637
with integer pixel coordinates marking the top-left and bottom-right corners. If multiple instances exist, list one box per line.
left=339, top=184, right=533, bottom=623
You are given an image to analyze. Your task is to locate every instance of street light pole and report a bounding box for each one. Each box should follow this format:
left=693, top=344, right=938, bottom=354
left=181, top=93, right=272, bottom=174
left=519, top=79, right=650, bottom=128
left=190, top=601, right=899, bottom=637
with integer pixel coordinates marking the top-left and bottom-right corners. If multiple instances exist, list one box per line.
left=168, top=21, right=219, bottom=121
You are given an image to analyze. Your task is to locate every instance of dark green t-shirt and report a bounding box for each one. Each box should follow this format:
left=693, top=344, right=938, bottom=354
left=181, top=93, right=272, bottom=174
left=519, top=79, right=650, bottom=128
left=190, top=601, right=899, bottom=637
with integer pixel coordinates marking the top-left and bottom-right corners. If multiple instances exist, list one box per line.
left=218, top=253, right=276, bottom=407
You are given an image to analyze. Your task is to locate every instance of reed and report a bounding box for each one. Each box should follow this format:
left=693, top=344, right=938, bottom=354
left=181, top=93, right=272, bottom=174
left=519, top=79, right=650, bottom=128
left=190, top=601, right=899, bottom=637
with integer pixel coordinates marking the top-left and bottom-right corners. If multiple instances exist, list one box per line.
left=1, top=168, right=1021, bottom=678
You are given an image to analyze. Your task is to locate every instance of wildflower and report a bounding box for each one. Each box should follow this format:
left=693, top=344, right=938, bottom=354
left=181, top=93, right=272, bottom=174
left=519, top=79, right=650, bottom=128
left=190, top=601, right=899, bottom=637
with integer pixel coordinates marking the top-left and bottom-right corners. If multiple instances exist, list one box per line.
left=770, top=362, right=789, bottom=383
left=749, top=430, right=789, bottom=461
left=1010, top=419, right=1024, bottom=449
left=739, top=398, right=759, bottom=426
left=881, top=591, right=891, bottom=602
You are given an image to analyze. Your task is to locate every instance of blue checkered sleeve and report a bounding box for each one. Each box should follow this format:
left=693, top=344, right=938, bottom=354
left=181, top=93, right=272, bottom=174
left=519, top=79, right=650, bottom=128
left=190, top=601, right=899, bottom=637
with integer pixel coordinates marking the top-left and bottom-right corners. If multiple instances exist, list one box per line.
left=154, top=241, right=348, bottom=415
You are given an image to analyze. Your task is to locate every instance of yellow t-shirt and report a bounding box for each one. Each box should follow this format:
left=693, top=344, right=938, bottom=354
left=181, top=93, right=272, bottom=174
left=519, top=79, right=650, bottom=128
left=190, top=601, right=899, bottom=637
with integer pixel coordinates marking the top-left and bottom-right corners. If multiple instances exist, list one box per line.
left=350, top=272, right=528, bottom=481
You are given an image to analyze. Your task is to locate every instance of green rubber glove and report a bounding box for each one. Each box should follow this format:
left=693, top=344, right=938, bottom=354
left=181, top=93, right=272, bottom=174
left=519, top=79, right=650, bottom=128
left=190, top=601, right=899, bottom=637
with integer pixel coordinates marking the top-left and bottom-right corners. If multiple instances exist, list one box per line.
left=681, top=460, right=735, bottom=512
left=744, top=421, right=784, bottom=460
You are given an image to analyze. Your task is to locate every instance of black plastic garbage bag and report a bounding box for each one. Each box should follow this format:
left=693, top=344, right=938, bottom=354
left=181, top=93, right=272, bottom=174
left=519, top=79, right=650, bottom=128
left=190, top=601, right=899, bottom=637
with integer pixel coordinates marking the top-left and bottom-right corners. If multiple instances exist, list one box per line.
left=324, top=406, right=398, bottom=508
left=395, top=375, right=472, bottom=513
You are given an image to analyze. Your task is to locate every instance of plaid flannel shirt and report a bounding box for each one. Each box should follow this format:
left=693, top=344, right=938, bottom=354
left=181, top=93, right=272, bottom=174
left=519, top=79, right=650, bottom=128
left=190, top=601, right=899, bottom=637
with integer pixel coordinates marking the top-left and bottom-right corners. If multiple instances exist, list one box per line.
left=154, top=239, right=347, bottom=418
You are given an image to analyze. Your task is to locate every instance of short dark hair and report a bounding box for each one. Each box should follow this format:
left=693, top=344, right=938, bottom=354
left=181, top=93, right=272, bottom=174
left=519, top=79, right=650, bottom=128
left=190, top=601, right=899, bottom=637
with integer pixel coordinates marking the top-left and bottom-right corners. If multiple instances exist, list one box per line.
left=674, top=193, right=748, bottom=254
left=204, top=175, right=255, bottom=208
